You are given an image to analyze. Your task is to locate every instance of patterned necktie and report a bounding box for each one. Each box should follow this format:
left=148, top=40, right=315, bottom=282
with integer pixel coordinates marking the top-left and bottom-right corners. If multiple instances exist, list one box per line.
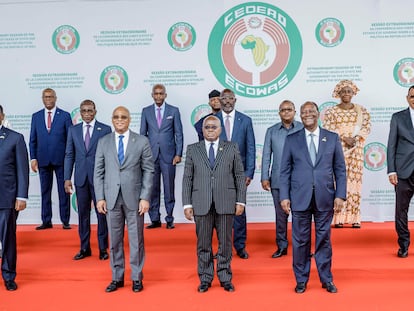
left=84, top=124, right=91, bottom=151
left=157, top=107, right=162, bottom=128
left=209, top=142, right=215, bottom=169
left=47, top=111, right=52, bottom=132
left=309, top=133, right=317, bottom=166
left=118, top=135, right=125, bottom=165
left=225, top=115, right=231, bottom=140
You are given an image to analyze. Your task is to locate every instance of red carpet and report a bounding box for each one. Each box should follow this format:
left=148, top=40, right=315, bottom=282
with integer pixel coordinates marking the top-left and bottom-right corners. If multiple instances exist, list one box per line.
left=0, top=222, right=412, bottom=311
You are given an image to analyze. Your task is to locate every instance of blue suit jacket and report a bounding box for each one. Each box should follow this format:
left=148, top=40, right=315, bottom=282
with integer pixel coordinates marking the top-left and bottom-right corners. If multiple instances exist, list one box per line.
left=29, top=107, right=72, bottom=167
left=0, top=127, right=29, bottom=208
left=218, top=110, right=256, bottom=179
left=279, top=127, right=346, bottom=212
left=64, top=121, right=112, bottom=187
left=140, top=103, right=183, bottom=163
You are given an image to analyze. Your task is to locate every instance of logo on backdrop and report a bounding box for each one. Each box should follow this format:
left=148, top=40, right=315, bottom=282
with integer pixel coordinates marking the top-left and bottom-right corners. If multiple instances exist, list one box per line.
left=71, top=192, right=78, bottom=213
left=318, top=101, right=336, bottom=126
left=393, top=57, right=414, bottom=87
left=191, top=104, right=211, bottom=125
left=315, top=18, right=345, bottom=47
left=255, top=144, right=263, bottom=174
left=71, top=107, right=82, bottom=124
left=208, top=2, right=303, bottom=98
left=100, top=65, right=128, bottom=94
left=364, top=142, right=387, bottom=171
left=168, top=22, right=196, bottom=51
left=52, top=25, right=80, bottom=54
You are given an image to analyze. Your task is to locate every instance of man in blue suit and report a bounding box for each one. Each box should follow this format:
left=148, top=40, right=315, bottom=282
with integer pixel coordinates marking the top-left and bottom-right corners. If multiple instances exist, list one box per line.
left=64, top=100, right=111, bottom=260
left=29, top=88, right=73, bottom=230
left=217, top=89, right=256, bottom=259
left=280, top=101, right=346, bottom=294
left=140, top=84, right=183, bottom=229
left=0, top=105, right=29, bottom=291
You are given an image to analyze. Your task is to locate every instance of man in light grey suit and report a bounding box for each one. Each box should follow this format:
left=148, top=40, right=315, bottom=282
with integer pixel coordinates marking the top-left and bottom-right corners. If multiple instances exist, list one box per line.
left=183, top=115, right=246, bottom=293
left=94, top=106, right=154, bottom=293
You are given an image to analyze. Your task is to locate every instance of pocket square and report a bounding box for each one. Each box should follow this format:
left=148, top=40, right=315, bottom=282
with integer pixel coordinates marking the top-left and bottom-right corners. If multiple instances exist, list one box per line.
left=166, top=116, right=173, bottom=119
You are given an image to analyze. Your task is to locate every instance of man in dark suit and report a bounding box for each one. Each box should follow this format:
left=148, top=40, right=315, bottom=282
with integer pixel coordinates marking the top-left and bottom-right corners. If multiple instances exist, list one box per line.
left=140, top=84, right=183, bottom=229
left=183, top=115, right=246, bottom=293
left=280, top=101, right=346, bottom=294
left=387, top=85, right=414, bottom=258
left=95, top=106, right=154, bottom=293
left=64, top=100, right=111, bottom=261
left=194, top=89, right=221, bottom=141
left=29, top=88, right=73, bottom=230
left=217, top=88, right=255, bottom=259
left=0, top=105, right=29, bottom=291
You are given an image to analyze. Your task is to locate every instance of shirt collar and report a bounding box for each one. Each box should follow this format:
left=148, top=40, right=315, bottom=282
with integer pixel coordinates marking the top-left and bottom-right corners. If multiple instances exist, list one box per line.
left=83, top=119, right=96, bottom=128
left=222, top=109, right=235, bottom=119
left=115, top=129, right=130, bottom=139
left=204, top=138, right=219, bottom=148
left=305, top=126, right=320, bottom=137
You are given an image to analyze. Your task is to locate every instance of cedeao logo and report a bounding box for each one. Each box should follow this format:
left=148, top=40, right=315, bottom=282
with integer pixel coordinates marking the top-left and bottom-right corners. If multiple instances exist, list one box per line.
left=208, top=2, right=303, bottom=98
left=393, top=58, right=414, bottom=87
left=52, top=25, right=80, bottom=54
left=168, top=22, right=196, bottom=51
left=100, top=65, right=128, bottom=94
left=315, top=18, right=345, bottom=47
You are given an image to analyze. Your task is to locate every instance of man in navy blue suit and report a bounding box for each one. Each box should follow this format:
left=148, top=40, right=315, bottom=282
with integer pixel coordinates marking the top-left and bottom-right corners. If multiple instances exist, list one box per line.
left=64, top=100, right=111, bottom=260
left=140, top=84, right=183, bottom=229
left=0, top=105, right=29, bottom=291
left=194, top=89, right=221, bottom=141
left=29, top=88, right=73, bottom=230
left=217, top=89, right=256, bottom=259
left=280, top=101, right=346, bottom=294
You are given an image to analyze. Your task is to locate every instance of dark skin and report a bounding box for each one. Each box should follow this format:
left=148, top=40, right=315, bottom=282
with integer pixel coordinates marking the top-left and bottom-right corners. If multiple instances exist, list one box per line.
left=337, top=86, right=357, bottom=148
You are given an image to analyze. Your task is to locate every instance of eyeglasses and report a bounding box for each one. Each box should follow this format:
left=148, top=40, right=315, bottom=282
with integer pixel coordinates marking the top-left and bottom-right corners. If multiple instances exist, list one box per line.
left=80, top=109, right=95, bottom=114
left=204, top=125, right=219, bottom=130
left=279, top=108, right=294, bottom=113
left=112, top=115, right=129, bottom=120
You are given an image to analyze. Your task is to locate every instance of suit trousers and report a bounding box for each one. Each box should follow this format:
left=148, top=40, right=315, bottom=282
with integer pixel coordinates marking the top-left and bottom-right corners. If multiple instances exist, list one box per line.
left=233, top=210, right=247, bottom=251
left=292, top=192, right=333, bottom=284
left=0, top=208, right=18, bottom=281
left=38, top=164, right=70, bottom=224
left=271, top=189, right=289, bottom=249
left=107, top=191, right=145, bottom=282
left=395, top=174, right=414, bottom=250
left=195, top=206, right=233, bottom=284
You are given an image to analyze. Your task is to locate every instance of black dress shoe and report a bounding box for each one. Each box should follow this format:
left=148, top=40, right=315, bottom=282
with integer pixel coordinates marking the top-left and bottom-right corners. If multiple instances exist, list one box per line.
left=105, top=280, right=124, bottom=292
left=74, top=249, right=92, bottom=260
left=398, top=248, right=408, bottom=258
left=322, top=281, right=338, bottom=293
left=166, top=222, right=175, bottom=229
left=271, top=248, right=287, bottom=258
left=132, top=280, right=143, bottom=292
left=4, top=280, right=17, bottom=291
left=62, top=223, right=71, bottom=230
left=295, top=282, right=307, bottom=293
left=197, top=282, right=211, bottom=293
left=35, top=223, right=53, bottom=230
left=236, top=248, right=249, bottom=259
left=334, top=224, right=343, bottom=228
left=146, top=221, right=161, bottom=229
left=99, top=250, right=109, bottom=260
left=220, top=282, right=235, bottom=292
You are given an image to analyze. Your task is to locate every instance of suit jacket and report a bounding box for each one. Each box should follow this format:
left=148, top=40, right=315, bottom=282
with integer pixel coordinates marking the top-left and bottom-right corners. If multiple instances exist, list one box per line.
left=279, top=127, right=346, bottom=212
left=64, top=121, right=111, bottom=187
left=387, top=108, right=414, bottom=179
left=29, top=107, right=72, bottom=167
left=217, top=111, right=256, bottom=179
left=140, top=103, right=183, bottom=163
left=182, top=140, right=246, bottom=216
left=0, top=127, right=29, bottom=208
left=94, top=131, right=154, bottom=211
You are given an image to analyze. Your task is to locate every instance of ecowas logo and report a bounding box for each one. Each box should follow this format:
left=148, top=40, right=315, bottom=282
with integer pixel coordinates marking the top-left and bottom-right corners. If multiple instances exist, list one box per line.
left=315, top=18, right=344, bottom=47
left=318, top=101, right=336, bottom=126
left=168, top=22, right=196, bottom=51
left=208, top=2, right=303, bottom=98
left=100, top=65, right=128, bottom=94
left=393, top=57, right=414, bottom=87
left=52, top=25, right=80, bottom=54
left=191, top=104, right=211, bottom=125
left=364, top=142, right=387, bottom=171
left=70, top=107, right=82, bottom=125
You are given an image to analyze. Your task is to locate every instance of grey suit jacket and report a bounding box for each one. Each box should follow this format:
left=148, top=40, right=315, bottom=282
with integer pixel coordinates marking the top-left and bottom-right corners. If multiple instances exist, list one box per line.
left=182, top=140, right=246, bottom=216
left=94, top=130, right=154, bottom=210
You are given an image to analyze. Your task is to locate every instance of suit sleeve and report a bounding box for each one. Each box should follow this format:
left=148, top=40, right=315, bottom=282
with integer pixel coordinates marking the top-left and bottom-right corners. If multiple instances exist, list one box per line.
left=233, top=144, right=247, bottom=204
left=387, top=113, right=397, bottom=174
left=174, top=108, right=184, bottom=156
left=138, top=138, right=155, bottom=201
left=64, top=126, right=75, bottom=180
left=139, top=109, right=148, bottom=136
left=182, top=145, right=194, bottom=206
left=279, top=136, right=292, bottom=201
left=29, top=113, right=37, bottom=160
left=245, top=119, right=256, bottom=179
left=16, top=134, right=29, bottom=199
left=261, top=128, right=272, bottom=181
left=94, top=138, right=105, bottom=201
left=333, top=133, right=347, bottom=199
left=194, top=118, right=204, bottom=141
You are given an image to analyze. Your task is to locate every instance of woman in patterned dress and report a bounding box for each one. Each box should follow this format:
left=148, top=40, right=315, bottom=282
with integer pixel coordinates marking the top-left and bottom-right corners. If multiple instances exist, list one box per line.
left=323, top=80, right=371, bottom=228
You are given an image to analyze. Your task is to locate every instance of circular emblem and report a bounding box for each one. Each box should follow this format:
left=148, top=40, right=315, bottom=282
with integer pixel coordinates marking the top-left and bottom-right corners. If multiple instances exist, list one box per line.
left=318, top=101, right=337, bottom=126
left=100, top=65, right=128, bottom=94
left=71, top=192, right=78, bottom=213
left=364, top=142, right=387, bottom=171
left=52, top=25, right=80, bottom=54
left=393, top=57, right=414, bottom=87
left=191, top=104, right=211, bottom=125
left=168, top=22, right=196, bottom=51
left=315, top=18, right=345, bottom=47
left=208, top=2, right=303, bottom=98
left=71, top=107, right=82, bottom=125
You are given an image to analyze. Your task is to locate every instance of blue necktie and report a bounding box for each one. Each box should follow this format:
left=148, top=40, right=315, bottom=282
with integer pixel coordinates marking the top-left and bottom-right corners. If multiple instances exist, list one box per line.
left=309, top=133, right=317, bottom=166
left=118, top=135, right=124, bottom=165
left=209, top=142, right=215, bottom=169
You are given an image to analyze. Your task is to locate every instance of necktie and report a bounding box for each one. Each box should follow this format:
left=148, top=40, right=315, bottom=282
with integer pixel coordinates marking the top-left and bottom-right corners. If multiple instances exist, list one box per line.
left=225, top=115, right=231, bottom=140
left=209, top=142, right=215, bottom=169
left=118, top=135, right=125, bottom=165
left=309, top=133, right=317, bottom=166
left=84, top=124, right=91, bottom=151
left=47, top=111, right=52, bottom=132
left=157, top=107, right=162, bottom=128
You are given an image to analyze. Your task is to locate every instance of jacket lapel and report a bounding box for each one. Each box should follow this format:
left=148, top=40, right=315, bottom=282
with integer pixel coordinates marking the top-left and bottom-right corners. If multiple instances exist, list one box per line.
left=0, top=128, right=7, bottom=146
left=196, top=141, right=211, bottom=169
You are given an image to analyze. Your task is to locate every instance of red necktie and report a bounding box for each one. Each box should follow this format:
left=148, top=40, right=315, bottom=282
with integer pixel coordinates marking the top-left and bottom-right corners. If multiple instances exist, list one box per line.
left=47, top=111, right=52, bottom=132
